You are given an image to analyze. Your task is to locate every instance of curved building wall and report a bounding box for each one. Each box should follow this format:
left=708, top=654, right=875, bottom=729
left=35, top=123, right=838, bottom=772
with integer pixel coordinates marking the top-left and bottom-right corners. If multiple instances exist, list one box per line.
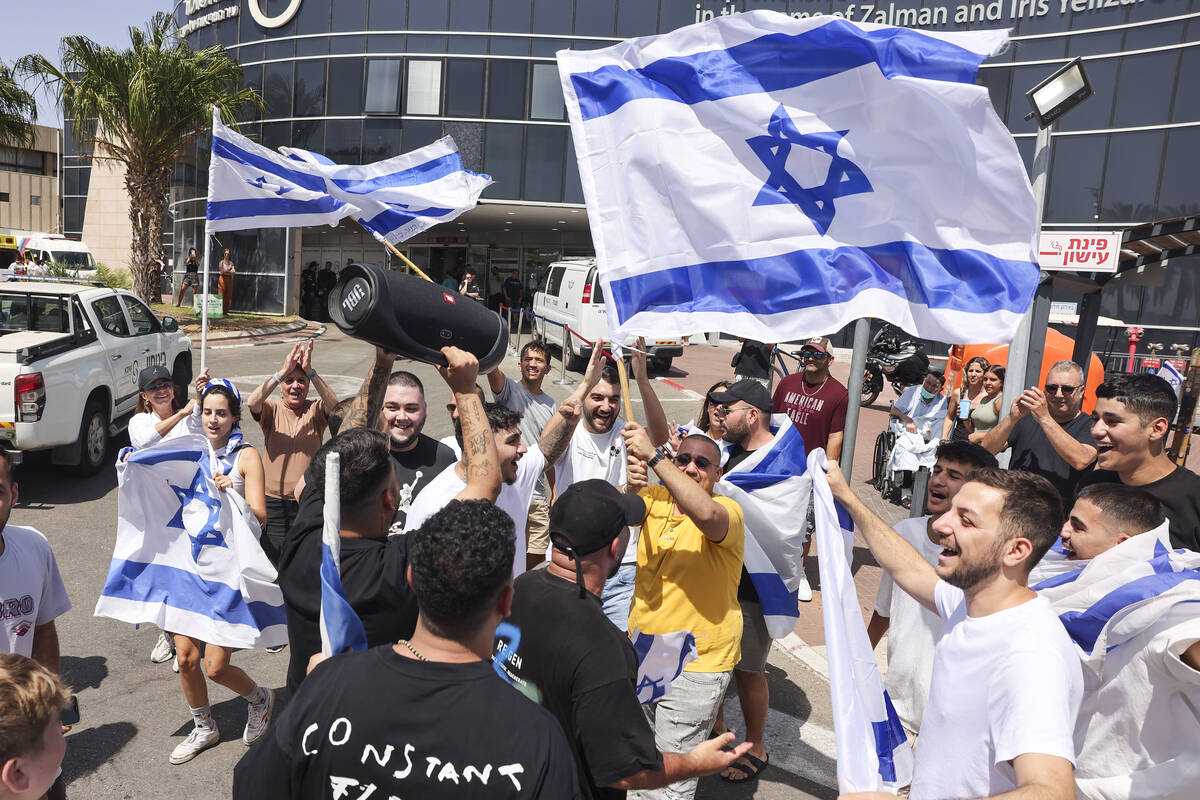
left=171, top=0, right=1200, bottom=340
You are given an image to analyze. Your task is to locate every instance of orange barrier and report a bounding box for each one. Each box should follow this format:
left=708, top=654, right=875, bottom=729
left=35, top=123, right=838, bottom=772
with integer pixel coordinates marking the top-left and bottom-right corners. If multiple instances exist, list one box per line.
left=961, top=329, right=1104, bottom=413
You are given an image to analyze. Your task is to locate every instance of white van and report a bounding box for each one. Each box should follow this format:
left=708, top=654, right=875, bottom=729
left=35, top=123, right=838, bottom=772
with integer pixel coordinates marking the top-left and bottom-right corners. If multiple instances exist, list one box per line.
left=0, top=232, right=97, bottom=276
left=532, top=258, right=682, bottom=372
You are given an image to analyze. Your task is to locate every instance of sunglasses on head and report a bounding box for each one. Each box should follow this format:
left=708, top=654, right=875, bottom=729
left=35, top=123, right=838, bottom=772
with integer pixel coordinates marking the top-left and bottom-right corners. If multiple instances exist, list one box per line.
left=800, top=348, right=829, bottom=360
left=1044, top=384, right=1079, bottom=395
left=673, top=452, right=714, bottom=470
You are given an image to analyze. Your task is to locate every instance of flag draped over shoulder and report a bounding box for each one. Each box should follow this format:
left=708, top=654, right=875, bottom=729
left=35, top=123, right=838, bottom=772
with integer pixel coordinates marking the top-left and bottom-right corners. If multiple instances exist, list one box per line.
left=717, top=415, right=811, bottom=638
left=207, top=109, right=490, bottom=239
left=94, top=435, right=287, bottom=650
left=810, top=450, right=913, bottom=793
left=558, top=12, right=1038, bottom=345
left=318, top=501, right=367, bottom=657
left=280, top=139, right=492, bottom=245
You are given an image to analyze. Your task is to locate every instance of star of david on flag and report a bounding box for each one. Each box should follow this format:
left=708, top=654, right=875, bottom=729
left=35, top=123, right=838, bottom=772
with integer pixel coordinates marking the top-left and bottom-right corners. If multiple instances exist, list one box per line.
left=95, top=435, right=287, bottom=650
left=557, top=12, right=1040, bottom=345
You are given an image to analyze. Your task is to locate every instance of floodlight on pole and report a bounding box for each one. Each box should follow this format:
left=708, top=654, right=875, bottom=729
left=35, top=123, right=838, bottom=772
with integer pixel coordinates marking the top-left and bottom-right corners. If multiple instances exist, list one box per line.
left=1024, top=57, right=1093, bottom=129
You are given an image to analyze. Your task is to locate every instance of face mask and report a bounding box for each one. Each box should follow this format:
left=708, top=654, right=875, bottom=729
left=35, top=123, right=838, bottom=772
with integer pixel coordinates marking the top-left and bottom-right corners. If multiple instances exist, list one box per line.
left=920, top=388, right=936, bottom=401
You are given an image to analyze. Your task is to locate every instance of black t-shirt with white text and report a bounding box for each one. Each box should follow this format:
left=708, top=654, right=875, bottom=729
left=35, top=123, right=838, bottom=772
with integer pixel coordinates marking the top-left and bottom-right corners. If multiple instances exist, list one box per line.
left=1075, top=465, right=1200, bottom=552
left=233, top=646, right=581, bottom=800
left=1007, top=412, right=1096, bottom=506
left=277, top=479, right=418, bottom=693
left=391, top=434, right=457, bottom=531
left=499, top=570, right=661, bottom=799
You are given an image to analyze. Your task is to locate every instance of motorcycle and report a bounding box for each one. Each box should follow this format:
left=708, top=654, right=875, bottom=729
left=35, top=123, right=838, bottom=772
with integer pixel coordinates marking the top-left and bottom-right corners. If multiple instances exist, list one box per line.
left=861, top=324, right=930, bottom=406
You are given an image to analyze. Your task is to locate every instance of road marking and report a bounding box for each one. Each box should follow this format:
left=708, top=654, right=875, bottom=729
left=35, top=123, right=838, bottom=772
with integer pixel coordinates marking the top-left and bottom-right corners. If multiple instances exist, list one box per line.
left=775, top=633, right=830, bottom=681
left=721, top=696, right=840, bottom=791
left=654, top=377, right=702, bottom=398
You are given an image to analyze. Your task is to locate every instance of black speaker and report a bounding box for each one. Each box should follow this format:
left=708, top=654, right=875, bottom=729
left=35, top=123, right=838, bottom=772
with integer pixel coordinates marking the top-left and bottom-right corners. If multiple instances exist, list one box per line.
left=328, top=264, right=509, bottom=372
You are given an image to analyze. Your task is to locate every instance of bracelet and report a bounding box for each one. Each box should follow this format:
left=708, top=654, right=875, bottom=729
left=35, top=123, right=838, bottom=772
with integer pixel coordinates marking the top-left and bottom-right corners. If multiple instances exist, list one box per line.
left=273, top=371, right=285, bottom=383
left=307, top=369, right=317, bottom=380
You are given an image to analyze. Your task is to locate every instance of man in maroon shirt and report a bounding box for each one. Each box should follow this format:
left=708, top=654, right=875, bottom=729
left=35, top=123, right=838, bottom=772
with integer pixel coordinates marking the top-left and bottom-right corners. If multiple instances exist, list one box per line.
left=772, top=337, right=849, bottom=599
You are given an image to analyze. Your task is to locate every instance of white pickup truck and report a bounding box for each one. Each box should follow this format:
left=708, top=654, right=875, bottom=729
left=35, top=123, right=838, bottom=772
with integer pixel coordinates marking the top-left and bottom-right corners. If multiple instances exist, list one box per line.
left=0, top=281, right=193, bottom=474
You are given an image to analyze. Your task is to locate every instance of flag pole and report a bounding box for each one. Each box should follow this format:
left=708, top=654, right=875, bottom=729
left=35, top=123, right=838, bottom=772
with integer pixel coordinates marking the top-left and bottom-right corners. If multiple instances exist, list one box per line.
left=354, top=220, right=434, bottom=283
left=320, top=450, right=341, bottom=658
left=200, top=220, right=211, bottom=374
left=611, top=343, right=637, bottom=425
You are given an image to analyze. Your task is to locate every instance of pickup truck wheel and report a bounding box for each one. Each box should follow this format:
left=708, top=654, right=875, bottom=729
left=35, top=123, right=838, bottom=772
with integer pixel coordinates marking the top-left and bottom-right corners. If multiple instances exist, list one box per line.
left=651, top=356, right=673, bottom=373
left=68, top=400, right=109, bottom=476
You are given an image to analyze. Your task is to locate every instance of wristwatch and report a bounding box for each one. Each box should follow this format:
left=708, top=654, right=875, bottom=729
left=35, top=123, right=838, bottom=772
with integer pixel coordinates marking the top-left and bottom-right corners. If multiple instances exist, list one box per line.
left=647, top=446, right=670, bottom=469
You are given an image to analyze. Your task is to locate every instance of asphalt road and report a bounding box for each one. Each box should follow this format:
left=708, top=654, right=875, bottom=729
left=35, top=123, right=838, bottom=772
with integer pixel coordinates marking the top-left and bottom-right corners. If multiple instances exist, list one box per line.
left=20, top=328, right=842, bottom=800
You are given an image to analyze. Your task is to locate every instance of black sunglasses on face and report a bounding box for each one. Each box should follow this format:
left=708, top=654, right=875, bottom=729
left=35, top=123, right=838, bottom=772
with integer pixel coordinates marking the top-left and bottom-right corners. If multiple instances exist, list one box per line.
left=673, top=452, right=714, bottom=470
left=1044, top=384, right=1079, bottom=395
left=800, top=349, right=830, bottom=360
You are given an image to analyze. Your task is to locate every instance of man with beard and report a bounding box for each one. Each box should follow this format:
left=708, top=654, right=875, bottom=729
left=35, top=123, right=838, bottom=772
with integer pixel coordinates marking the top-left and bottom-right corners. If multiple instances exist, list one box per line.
left=402, top=403, right=546, bottom=578
left=1075, top=373, right=1200, bottom=552
left=247, top=339, right=340, bottom=565
left=828, top=464, right=1082, bottom=800
left=381, top=371, right=457, bottom=532
left=538, top=341, right=668, bottom=621
left=866, top=440, right=998, bottom=734
left=498, top=480, right=753, bottom=799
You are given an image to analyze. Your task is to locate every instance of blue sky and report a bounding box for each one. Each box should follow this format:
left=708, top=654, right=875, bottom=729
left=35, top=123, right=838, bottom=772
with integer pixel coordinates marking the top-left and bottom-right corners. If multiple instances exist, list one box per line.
left=8, top=0, right=172, bottom=125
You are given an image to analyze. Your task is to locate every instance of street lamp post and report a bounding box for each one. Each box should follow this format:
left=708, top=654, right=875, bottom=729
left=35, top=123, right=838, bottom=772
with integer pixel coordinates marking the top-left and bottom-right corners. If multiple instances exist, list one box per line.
left=1003, top=58, right=1094, bottom=414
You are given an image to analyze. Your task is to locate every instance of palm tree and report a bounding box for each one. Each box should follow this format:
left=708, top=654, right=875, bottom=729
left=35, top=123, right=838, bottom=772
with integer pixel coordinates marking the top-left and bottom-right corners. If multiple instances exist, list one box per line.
left=0, top=61, right=36, bottom=147
left=18, top=13, right=260, bottom=304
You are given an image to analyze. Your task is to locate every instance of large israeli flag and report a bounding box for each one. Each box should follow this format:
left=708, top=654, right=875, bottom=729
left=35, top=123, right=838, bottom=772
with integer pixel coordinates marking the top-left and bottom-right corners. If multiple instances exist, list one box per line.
left=558, top=12, right=1038, bottom=344
left=94, top=436, right=287, bottom=649
left=717, top=415, right=811, bottom=639
left=631, top=629, right=698, bottom=705
left=280, top=138, right=492, bottom=245
left=810, top=450, right=913, bottom=793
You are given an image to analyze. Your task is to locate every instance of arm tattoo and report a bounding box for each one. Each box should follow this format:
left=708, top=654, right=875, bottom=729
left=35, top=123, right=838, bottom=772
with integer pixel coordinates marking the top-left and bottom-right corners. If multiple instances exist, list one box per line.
left=540, top=420, right=576, bottom=466
left=340, top=360, right=391, bottom=432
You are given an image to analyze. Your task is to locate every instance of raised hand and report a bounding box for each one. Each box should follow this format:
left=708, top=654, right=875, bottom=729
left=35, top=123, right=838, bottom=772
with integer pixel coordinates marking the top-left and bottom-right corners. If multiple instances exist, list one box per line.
left=438, top=346, right=480, bottom=395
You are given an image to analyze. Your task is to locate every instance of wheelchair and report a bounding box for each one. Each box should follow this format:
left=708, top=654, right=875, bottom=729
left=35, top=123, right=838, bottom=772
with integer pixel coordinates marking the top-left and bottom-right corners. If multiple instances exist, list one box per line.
left=870, top=430, right=902, bottom=503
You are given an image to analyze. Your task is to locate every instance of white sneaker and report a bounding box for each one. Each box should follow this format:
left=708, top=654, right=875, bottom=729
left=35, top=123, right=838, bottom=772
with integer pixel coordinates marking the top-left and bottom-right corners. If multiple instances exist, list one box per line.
left=171, top=655, right=179, bottom=673
left=150, top=631, right=175, bottom=664
left=169, top=723, right=219, bottom=765
left=243, top=688, right=275, bottom=745
left=797, top=572, right=813, bottom=603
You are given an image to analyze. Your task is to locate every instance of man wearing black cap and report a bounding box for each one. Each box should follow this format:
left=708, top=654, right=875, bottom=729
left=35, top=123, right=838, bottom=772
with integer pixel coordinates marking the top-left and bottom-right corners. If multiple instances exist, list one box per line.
left=499, top=480, right=750, bottom=799
left=704, top=379, right=779, bottom=783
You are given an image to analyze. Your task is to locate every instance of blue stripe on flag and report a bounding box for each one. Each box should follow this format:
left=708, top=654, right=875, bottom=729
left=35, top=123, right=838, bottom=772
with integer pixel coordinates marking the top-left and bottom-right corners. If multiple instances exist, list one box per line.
left=206, top=195, right=347, bottom=221
left=632, top=630, right=654, bottom=663
left=747, top=571, right=800, bottom=617
left=571, top=21, right=990, bottom=121
left=871, top=691, right=907, bottom=783
left=212, top=135, right=329, bottom=193
left=128, top=447, right=206, bottom=467
left=1058, top=561, right=1200, bottom=654
left=724, top=425, right=807, bottom=492
left=607, top=241, right=1037, bottom=326
left=329, top=152, right=465, bottom=194
left=320, top=540, right=368, bottom=655
left=1032, top=566, right=1085, bottom=591
left=101, top=559, right=286, bottom=630
left=359, top=205, right=457, bottom=233
left=676, top=632, right=697, bottom=677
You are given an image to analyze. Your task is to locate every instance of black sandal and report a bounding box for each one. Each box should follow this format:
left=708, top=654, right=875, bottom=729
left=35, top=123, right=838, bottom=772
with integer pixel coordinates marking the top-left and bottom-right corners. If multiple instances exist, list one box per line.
left=720, top=753, right=769, bottom=782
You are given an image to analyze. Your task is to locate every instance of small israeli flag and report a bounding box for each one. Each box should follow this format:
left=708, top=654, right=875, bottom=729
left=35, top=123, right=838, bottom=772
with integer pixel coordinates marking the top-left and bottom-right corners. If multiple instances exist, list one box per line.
left=631, top=629, right=698, bottom=705
left=558, top=12, right=1038, bottom=344
left=810, top=449, right=913, bottom=792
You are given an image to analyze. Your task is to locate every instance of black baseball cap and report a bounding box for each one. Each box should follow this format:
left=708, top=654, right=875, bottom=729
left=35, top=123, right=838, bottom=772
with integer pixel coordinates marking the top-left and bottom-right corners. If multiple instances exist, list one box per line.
left=549, top=479, right=646, bottom=557
left=138, top=365, right=173, bottom=391
left=708, top=379, right=772, bottom=413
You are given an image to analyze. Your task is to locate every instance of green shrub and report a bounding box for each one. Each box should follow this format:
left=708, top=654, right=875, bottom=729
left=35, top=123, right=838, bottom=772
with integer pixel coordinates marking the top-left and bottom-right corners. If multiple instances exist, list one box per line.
left=93, top=263, right=132, bottom=289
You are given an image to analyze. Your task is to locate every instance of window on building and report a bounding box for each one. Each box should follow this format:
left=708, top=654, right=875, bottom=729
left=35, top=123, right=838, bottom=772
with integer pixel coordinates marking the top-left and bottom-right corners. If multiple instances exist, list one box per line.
left=400, top=120, right=444, bottom=153
left=446, top=60, right=485, bottom=117
left=523, top=127, right=565, bottom=201
left=368, top=0, right=407, bottom=27
left=364, top=118, right=403, bottom=161
left=263, top=62, right=293, bottom=118
left=616, top=0, right=657, bottom=38
left=326, top=119, right=363, bottom=164
left=1058, top=59, right=1116, bottom=133
left=406, top=60, right=442, bottom=115
left=331, top=0, right=368, bottom=31
left=327, top=59, right=364, bottom=116
left=491, top=0, right=531, bottom=33
left=1046, top=134, right=1106, bottom=224
left=0, top=147, right=44, bottom=175
left=530, top=63, right=565, bottom=120
left=294, top=60, right=327, bottom=117
left=1099, top=130, right=1165, bottom=222
left=0, top=192, right=9, bottom=203
left=365, top=59, right=403, bottom=114
left=1112, top=51, right=1179, bottom=129
left=532, top=0, right=573, bottom=33
left=483, top=124, right=523, bottom=199
left=408, top=0, right=447, bottom=28
left=30, top=195, right=40, bottom=206
left=487, top=61, right=527, bottom=119
left=574, top=0, right=616, bottom=36
left=449, top=0, right=491, bottom=29
left=1157, top=127, right=1200, bottom=219
left=564, top=131, right=584, bottom=203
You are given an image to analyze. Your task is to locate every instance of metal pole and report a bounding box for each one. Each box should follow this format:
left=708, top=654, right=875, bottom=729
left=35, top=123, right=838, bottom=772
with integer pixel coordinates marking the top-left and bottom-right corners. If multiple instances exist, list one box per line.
left=553, top=321, right=576, bottom=386
left=506, top=305, right=517, bottom=355
left=1003, top=122, right=1054, bottom=413
left=910, top=467, right=930, bottom=518
left=840, top=318, right=872, bottom=476
left=513, top=308, right=525, bottom=360
left=1072, top=289, right=1103, bottom=383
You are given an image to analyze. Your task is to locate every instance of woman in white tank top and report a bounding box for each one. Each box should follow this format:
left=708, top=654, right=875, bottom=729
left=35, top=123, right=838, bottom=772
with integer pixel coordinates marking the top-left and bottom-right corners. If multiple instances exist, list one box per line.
left=199, top=380, right=266, bottom=528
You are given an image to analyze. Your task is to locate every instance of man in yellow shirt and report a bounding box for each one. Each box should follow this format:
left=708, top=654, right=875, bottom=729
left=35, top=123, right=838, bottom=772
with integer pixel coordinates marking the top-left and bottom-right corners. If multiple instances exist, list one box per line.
left=622, top=422, right=745, bottom=800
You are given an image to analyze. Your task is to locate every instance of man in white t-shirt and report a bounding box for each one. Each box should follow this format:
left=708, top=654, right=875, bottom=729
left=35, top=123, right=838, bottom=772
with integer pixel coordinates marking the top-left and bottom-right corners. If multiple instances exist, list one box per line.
left=538, top=340, right=668, bottom=625
left=826, top=461, right=1082, bottom=800
left=438, top=384, right=486, bottom=459
left=488, top=341, right=559, bottom=571
left=403, top=403, right=546, bottom=578
left=867, top=440, right=997, bottom=734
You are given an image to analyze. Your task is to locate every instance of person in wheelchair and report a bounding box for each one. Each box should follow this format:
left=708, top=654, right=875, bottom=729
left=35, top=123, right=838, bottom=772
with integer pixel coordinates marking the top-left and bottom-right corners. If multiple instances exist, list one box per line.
left=883, top=372, right=950, bottom=506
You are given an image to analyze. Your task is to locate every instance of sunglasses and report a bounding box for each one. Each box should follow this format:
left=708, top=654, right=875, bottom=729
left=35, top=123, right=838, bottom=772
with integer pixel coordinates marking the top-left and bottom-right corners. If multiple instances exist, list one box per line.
left=800, top=348, right=830, bottom=360
left=445, top=403, right=458, bottom=414
left=145, top=381, right=173, bottom=393
left=714, top=404, right=752, bottom=418
left=1044, top=384, right=1079, bottom=395
left=673, top=452, right=714, bottom=470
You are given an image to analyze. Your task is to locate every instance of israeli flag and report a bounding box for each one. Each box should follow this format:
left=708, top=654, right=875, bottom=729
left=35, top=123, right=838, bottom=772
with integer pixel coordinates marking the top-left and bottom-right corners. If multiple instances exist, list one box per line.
left=94, top=435, right=287, bottom=649
left=558, top=12, right=1038, bottom=345
left=717, top=415, right=811, bottom=639
left=319, top=525, right=368, bottom=658
left=631, top=629, right=698, bottom=705
left=810, top=450, right=913, bottom=792
left=207, top=110, right=352, bottom=232
left=280, top=138, right=493, bottom=245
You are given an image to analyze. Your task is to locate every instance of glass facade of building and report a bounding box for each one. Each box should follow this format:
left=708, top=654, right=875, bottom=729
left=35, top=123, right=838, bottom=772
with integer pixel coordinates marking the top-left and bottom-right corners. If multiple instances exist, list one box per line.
left=164, top=0, right=1198, bottom=335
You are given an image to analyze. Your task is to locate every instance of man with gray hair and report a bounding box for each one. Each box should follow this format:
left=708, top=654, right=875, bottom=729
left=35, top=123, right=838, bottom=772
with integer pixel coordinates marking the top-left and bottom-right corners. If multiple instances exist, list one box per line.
left=981, top=359, right=1097, bottom=504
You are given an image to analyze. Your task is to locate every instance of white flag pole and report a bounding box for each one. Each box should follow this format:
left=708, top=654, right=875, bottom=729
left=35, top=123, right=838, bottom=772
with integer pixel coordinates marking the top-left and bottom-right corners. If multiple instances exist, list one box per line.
left=200, top=105, right=221, bottom=375
left=320, top=451, right=341, bottom=658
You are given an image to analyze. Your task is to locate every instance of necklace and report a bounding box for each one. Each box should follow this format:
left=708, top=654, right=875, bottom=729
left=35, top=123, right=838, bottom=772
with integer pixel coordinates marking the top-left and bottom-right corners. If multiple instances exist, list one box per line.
left=800, top=375, right=829, bottom=397
left=398, top=639, right=427, bottom=661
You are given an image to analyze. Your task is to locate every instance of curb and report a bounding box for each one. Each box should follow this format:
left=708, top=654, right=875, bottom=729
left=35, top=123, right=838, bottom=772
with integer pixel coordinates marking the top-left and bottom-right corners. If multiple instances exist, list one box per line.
left=773, top=632, right=830, bottom=682
left=185, top=320, right=318, bottom=342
